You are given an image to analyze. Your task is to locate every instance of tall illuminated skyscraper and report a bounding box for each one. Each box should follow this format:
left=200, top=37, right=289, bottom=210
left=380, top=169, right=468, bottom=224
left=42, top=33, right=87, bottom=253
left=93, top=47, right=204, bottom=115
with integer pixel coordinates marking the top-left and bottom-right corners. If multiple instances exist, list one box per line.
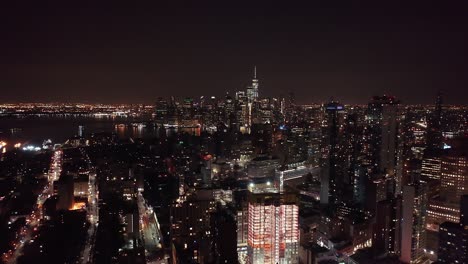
left=320, top=101, right=346, bottom=206
left=247, top=191, right=299, bottom=264
left=427, top=140, right=468, bottom=230
left=421, top=153, right=442, bottom=181
left=246, top=66, right=259, bottom=104
left=236, top=90, right=250, bottom=133
left=245, top=66, right=259, bottom=133
left=440, top=151, right=468, bottom=203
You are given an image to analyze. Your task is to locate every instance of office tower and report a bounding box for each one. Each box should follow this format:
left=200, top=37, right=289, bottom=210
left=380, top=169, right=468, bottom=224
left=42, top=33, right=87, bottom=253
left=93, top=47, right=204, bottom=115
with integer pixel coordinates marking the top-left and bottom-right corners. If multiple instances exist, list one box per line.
left=352, top=165, right=370, bottom=205
left=236, top=91, right=250, bottom=133
left=366, top=95, right=400, bottom=176
left=252, top=98, right=273, bottom=125
left=154, top=96, right=178, bottom=126
left=246, top=66, right=259, bottom=104
left=247, top=191, right=299, bottom=264
left=426, top=91, right=443, bottom=150
left=251, top=124, right=274, bottom=154
left=426, top=141, right=468, bottom=230
left=365, top=95, right=404, bottom=201
left=245, top=66, right=259, bottom=133
left=426, top=199, right=459, bottom=231
left=320, top=101, right=346, bottom=206
left=440, top=147, right=468, bottom=203
left=420, top=151, right=442, bottom=181
left=400, top=183, right=428, bottom=264
left=372, top=197, right=402, bottom=256
left=437, top=195, right=468, bottom=263
left=366, top=177, right=390, bottom=214
left=154, top=97, right=169, bottom=123
left=180, top=97, right=195, bottom=124
left=224, top=94, right=237, bottom=129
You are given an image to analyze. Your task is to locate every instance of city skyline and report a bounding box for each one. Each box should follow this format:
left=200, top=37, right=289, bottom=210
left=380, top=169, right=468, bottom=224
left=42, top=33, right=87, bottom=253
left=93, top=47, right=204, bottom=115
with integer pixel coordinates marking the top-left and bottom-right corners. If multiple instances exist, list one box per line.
left=1, top=2, right=468, bottom=264
left=1, top=3, right=468, bottom=104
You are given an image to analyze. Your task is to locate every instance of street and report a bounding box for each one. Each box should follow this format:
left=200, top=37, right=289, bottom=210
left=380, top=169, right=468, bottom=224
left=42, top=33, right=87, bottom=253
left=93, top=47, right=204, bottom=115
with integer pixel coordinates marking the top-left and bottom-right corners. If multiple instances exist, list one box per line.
left=2, top=150, right=62, bottom=264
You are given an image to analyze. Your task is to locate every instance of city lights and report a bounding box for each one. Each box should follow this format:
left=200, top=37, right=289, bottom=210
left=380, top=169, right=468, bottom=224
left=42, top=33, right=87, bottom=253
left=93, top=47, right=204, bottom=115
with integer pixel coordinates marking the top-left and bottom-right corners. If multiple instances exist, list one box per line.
left=1, top=3, right=467, bottom=264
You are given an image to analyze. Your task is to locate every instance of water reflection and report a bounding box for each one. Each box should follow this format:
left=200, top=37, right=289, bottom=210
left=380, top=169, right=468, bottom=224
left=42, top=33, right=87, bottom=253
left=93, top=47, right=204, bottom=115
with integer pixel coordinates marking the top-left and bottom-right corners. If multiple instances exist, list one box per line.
left=0, top=116, right=152, bottom=146
left=0, top=115, right=202, bottom=149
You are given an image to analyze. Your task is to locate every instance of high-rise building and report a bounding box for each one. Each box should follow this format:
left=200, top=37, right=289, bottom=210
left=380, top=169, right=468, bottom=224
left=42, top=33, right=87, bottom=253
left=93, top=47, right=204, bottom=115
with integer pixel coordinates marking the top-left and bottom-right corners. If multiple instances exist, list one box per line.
left=437, top=195, right=468, bottom=263
left=372, top=197, right=402, bottom=256
left=170, top=190, right=217, bottom=263
left=320, top=101, right=346, bottom=206
left=426, top=199, right=459, bottom=230
left=366, top=95, right=400, bottom=177
left=400, top=183, right=428, bottom=264
left=427, top=140, right=468, bottom=230
left=440, top=150, right=468, bottom=203
left=224, top=94, right=237, bottom=129
left=246, top=66, right=259, bottom=104
left=426, top=91, right=443, bottom=150
left=245, top=66, right=259, bottom=133
left=437, top=222, right=468, bottom=263
left=247, top=191, right=299, bottom=264
left=154, top=97, right=169, bottom=123
left=236, top=91, right=250, bottom=133
left=365, top=95, right=403, bottom=198
left=421, top=151, right=442, bottom=181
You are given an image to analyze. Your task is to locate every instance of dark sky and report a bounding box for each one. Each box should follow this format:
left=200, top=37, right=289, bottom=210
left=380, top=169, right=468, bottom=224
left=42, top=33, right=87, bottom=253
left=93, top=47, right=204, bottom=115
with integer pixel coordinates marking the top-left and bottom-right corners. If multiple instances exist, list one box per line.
left=1, top=2, right=468, bottom=104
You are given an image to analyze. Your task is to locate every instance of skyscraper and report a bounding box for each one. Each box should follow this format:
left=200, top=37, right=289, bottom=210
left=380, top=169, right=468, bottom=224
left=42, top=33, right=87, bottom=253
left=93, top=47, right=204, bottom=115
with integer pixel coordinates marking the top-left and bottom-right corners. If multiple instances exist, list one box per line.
left=320, top=101, right=346, bottom=206
left=427, top=139, right=468, bottom=230
left=400, top=183, right=428, bottom=264
left=440, top=149, right=468, bottom=203
left=154, top=97, right=169, bottom=123
left=246, top=66, right=259, bottom=133
left=247, top=191, right=299, bottom=264
left=170, top=191, right=217, bottom=263
left=366, top=95, right=400, bottom=176
left=426, top=91, right=443, bottom=150
left=437, top=195, right=468, bottom=263
left=365, top=95, right=402, bottom=196
left=246, top=66, right=259, bottom=104
left=421, top=152, right=442, bottom=181
left=372, top=197, right=402, bottom=256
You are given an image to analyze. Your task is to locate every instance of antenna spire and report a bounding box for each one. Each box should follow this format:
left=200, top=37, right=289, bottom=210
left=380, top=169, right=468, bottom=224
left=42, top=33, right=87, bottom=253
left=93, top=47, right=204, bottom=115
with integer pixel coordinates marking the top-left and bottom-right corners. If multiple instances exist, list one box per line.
left=254, top=66, right=257, bottom=79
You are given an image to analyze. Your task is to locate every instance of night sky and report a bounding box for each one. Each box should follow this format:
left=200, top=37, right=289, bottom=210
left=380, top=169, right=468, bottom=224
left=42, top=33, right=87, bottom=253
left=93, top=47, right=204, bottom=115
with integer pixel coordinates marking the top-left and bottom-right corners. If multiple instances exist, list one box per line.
left=1, top=2, right=468, bottom=104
